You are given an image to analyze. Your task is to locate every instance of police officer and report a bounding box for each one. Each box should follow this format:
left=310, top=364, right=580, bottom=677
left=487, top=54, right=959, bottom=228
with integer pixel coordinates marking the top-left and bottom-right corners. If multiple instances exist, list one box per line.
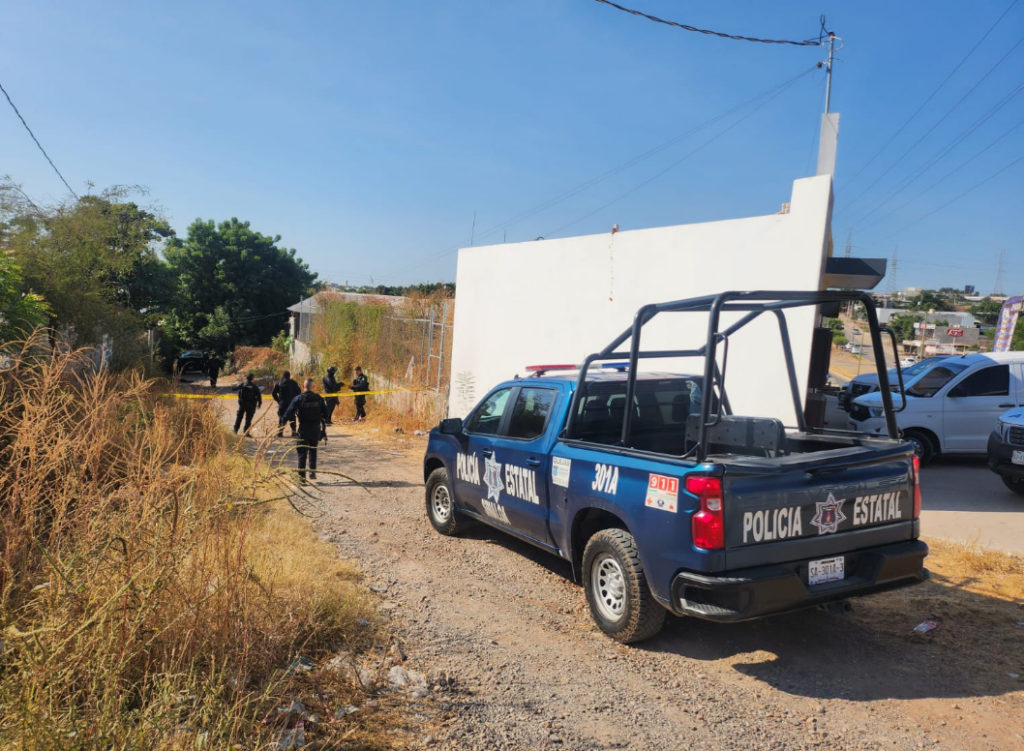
left=207, top=354, right=224, bottom=388
left=280, top=378, right=329, bottom=483
left=271, top=370, right=302, bottom=437
left=350, top=366, right=369, bottom=421
left=322, top=366, right=343, bottom=425
left=233, top=372, right=263, bottom=435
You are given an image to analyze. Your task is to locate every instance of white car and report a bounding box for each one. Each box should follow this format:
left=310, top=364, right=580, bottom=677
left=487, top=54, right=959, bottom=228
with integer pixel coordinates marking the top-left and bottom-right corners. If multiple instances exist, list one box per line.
left=849, top=352, right=1024, bottom=465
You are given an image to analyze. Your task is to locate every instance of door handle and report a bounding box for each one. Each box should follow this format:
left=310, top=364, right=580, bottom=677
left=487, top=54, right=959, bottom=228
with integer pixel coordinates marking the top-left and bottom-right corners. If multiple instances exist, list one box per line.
left=480, top=448, right=493, bottom=457
left=526, top=457, right=542, bottom=467
left=999, top=404, right=1015, bottom=408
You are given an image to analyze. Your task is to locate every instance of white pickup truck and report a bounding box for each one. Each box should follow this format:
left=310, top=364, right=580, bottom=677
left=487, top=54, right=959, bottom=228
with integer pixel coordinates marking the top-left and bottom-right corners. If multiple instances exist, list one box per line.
left=849, top=352, right=1024, bottom=465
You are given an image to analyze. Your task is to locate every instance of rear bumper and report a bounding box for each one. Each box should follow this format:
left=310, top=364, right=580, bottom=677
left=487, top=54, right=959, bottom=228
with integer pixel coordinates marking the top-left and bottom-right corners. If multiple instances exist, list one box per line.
left=667, top=540, right=928, bottom=622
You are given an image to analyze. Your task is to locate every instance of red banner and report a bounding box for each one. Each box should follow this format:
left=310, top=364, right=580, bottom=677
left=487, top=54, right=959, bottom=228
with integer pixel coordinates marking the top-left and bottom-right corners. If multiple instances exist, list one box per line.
left=946, top=328, right=964, bottom=337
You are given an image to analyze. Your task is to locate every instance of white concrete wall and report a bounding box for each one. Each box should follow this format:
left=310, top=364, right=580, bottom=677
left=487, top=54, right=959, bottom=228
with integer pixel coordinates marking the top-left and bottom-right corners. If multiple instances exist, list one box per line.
left=448, top=176, right=834, bottom=426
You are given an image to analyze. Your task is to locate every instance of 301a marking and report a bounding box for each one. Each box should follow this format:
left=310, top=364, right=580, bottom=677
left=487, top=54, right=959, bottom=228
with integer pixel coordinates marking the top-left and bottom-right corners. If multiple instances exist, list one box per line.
left=592, top=463, right=619, bottom=495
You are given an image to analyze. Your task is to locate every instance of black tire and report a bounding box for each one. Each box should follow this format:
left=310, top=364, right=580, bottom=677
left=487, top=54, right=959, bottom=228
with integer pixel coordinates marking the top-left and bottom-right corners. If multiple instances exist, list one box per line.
left=903, top=429, right=935, bottom=467
left=581, top=528, right=666, bottom=644
left=425, top=468, right=468, bottom=536
left=1001, top=474, right=1024, bottom=496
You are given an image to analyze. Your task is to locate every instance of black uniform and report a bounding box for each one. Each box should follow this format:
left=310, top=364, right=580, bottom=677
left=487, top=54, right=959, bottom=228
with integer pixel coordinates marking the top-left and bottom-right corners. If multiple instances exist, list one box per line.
left=281, top=391, right=329, bottom=481
left=271, top=377, right=302, bottom=436
left=207, top=357, right=223, bottom=388
left=351, top=372, right=369, bottom=420
left=322, top=372, right=342, bottom=424
left=233, top=381, right=263, bottom=434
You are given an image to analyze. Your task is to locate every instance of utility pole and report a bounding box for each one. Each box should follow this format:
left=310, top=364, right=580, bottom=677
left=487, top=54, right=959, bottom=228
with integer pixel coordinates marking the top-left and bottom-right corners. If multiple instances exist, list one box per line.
left=824, top=27, right=837, bottom=114
left=843, top=231, right=853, bottom=258
left=815, top=21, right=843, bottom=177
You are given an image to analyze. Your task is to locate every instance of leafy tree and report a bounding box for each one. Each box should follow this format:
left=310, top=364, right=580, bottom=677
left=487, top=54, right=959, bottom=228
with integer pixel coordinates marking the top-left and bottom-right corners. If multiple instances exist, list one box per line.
left=1, top=181, right=174, bottom=363
left=1012, top=319, right=1024, bottom=351
left=908, top=290, right=950, bottom=312
left=823, top=317, right=844, bottom=333
left=0, top=254, right=49, bottom=341
left=888, top=313, right=922, bottom=344
left=832, top=334, right=848, bottom=350
left=933, top=319, right=950, bottom=328
left=970, top=298, right=1003, bottom=325
left=163, top=218, right=318, bottom=350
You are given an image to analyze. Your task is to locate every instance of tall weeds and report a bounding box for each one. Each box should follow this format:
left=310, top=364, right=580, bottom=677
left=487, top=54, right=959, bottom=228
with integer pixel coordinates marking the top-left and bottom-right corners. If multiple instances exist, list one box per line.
left=0, top=335, right=381, bottom=749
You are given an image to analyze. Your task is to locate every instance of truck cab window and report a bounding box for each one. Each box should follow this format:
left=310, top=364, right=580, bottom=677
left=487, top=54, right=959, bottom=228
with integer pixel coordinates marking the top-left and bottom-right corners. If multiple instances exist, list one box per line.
left=465, top=388, right=512, bottom=435
left=507, top=388, right=557, bottom=440
left=950, top=365, right=1009, bottom=397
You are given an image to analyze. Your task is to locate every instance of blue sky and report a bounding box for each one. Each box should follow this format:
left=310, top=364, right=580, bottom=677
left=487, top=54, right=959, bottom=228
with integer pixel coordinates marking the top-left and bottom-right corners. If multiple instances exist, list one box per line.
left=2, top=1, right=1022, bottom=294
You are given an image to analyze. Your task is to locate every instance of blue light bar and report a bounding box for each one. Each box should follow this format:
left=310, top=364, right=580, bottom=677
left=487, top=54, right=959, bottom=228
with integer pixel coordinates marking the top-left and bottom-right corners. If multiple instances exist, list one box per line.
left=601, top=362, right=629, bottom=371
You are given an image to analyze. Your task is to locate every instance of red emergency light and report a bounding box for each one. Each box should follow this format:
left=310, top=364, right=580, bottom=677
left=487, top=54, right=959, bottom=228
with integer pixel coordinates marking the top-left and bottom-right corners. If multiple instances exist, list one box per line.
left=524, top=364, right=578, bottom=377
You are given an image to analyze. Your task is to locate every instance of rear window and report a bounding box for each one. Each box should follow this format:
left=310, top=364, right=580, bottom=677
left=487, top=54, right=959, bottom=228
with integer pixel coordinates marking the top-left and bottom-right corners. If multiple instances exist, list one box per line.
left=575, top=378, right=709, bottom=445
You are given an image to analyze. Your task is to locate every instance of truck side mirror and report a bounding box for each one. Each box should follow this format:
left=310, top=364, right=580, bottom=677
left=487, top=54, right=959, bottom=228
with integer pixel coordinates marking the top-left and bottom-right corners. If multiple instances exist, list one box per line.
left=439, top=418, right=464, bottom=435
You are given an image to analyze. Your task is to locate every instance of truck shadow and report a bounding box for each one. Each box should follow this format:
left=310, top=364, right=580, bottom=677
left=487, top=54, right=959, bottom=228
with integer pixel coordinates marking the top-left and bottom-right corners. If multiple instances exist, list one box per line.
left=645, top=576, right=1024, bottom=702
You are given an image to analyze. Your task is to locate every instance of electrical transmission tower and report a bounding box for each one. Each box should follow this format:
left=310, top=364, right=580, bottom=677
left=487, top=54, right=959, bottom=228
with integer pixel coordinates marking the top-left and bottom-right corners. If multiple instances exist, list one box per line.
left=843, top=231, right=853, bottom=258
left=885, top=247, right=899, bottom=297
left=993, top=250, right=1006, bottom=296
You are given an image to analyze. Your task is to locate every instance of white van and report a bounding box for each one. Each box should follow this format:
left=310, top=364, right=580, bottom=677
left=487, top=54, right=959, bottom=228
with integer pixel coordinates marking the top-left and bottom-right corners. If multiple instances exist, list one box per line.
left=848, top=352, right=1024, bottom=465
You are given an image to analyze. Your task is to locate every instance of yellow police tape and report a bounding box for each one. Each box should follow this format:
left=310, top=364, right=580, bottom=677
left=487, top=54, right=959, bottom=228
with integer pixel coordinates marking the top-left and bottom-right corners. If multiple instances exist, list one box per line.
left=161, top=387, right=422, bottom=400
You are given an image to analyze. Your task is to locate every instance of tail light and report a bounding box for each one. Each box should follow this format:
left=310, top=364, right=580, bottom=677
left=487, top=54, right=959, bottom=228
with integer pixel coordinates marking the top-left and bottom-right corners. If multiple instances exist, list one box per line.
left=912, top=455, right=922, bottom=519
left=687, top=475, right=724, bottom=550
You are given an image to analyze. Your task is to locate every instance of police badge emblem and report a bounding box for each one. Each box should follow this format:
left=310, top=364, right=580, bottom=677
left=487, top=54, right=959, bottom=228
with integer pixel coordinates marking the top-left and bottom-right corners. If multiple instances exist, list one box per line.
left=483, top=453, right=505, bottom=502
left=811, top=492, right=846, bottom=535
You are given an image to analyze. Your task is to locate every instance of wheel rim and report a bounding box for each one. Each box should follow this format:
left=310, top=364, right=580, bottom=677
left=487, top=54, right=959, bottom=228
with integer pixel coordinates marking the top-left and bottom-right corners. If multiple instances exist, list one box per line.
left=591, top=553, right=626, bottom=622
left=908, top=436, right=925, bottom=458
left=431, top=484, right=452, bottom=523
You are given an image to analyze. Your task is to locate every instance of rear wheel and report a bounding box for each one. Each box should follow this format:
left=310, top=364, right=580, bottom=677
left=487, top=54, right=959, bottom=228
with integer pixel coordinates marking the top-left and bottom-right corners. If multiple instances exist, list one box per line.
left=425, top=468, right=468, bottom=535
left=1001, top=474, right=1024, bottom=496
left=582, top=529, right=665, bottom=643
left=903, top=429, right=935, bottom=467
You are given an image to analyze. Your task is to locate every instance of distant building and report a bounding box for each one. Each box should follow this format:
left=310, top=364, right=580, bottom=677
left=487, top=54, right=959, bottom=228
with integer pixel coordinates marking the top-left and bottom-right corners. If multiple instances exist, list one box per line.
left=964, top=284, right=975, bottom=295
left=287, top=291, right=406, bottom=365
left=876, top=308, right=977, bottom=328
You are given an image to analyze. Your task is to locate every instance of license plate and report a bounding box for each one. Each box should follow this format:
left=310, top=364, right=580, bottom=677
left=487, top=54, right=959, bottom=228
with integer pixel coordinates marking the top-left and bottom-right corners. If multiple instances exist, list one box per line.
left=1013, top=450, right=1024, bottom=466
left=808, top=556, right=845, bottom=586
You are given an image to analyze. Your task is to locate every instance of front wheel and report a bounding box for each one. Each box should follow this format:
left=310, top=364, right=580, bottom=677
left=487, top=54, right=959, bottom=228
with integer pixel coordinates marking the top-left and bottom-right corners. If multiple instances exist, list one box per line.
left=425, top=468, right=468, bottom=536
left=582, top=529, right=666, bottom=643
left=903, top=429, right=935, bottom=467
left=1001, top=474, right=1024, bottom=496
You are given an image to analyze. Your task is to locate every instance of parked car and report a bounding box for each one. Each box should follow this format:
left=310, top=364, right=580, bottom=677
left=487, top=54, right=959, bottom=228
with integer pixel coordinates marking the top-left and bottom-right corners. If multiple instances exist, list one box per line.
left=849, top=352, right=1024, bottom=465
left=424, top=290, right=927, bottom=643
left=988, top=408, right=1024, bottom=496
left=839, top=356, right=950, bottom=412
left=900, top=357, right=919, bottom=367
left=175, top=350, right=208, bottom=374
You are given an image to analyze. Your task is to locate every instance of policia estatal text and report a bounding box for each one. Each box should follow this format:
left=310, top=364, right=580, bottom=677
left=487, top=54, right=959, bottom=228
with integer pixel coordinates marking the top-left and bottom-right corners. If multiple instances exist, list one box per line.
left=280, top=378, right=329, bottom=483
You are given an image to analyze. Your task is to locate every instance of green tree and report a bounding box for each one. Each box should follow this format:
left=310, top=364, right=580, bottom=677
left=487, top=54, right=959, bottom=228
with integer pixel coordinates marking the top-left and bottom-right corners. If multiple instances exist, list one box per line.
left=163, top=218, right=317, bottom=350
left=888, top=313, right=922, bottom=344
left=1, top=181, right=175, bottom=363
left=0, top=254, right=49, bottom=341
left=970, top=298, right=1003, bottom=325
left=908, top=290, right=950, bottom=312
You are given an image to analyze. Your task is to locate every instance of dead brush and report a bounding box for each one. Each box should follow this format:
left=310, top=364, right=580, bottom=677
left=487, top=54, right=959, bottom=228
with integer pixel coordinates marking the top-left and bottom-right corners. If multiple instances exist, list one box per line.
left=0, top=334, right=388, bottom=749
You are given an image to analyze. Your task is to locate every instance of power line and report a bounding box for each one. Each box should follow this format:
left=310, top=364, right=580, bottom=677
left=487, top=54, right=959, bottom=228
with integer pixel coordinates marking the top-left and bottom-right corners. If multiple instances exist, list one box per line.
left=0, top=77, right=78, bottom=198
left=589, top=0, right=822, bottom=47
left=858, top=115, right=1024, bottom=232
left=837, top=28, right=1024, bottom=217
left=838, top=0, right=1019, bottom=195
left=849, top=77, right=1024, bottom=230
left=873, top=152, right=1024, bottom=243
left=373, top=65, right=817, bottom=282
left=542, top=68, right=814, bottom=238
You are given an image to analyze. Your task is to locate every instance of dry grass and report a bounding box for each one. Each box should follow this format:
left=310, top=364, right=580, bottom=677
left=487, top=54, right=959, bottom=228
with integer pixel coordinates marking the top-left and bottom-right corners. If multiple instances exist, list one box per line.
left=0, top=335, right=397, bottom=749
left=853, top=537, right=1024, bottom=686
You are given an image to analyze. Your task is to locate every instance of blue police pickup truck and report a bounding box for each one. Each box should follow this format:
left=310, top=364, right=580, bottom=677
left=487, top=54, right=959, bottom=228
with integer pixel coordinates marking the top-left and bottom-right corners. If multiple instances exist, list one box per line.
left=423, top=291, right=928, bottom=642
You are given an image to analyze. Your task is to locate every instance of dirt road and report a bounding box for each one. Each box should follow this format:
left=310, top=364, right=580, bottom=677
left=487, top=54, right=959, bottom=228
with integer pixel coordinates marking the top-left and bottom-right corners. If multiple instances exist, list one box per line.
left=294, top=426, right=1024, bottom=751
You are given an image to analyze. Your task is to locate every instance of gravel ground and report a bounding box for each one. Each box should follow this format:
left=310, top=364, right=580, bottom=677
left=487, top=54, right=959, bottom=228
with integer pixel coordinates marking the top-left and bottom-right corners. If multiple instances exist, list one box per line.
left=276, top=423, right=1023, bottom=751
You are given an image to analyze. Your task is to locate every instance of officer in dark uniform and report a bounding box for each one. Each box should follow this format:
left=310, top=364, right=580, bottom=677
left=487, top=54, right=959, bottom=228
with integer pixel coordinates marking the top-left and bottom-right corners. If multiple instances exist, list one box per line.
left=207, top=354, right=224, bottom=388
left=281, top=378, right=329, bottom=483
left=271, top=370, right=302, bottom=437
left=322, top=366, right=343, bottom=425
left=233, top=372, right=263, bottom=435
left=350, top=366, right=369, bottom=421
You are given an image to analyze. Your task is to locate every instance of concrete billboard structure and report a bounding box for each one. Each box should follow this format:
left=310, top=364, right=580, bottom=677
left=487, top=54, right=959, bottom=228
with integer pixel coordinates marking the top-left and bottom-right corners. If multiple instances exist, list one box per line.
left=448, top=176, right=835, bottom=426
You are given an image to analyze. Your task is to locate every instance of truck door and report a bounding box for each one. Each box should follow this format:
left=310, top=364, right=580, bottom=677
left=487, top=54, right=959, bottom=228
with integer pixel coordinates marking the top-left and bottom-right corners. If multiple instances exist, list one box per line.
left=942, top=364, right=1014, bottom=451
left=457, top=386, right=514, bottom=522
left=495, top=386, right=560, bottom=544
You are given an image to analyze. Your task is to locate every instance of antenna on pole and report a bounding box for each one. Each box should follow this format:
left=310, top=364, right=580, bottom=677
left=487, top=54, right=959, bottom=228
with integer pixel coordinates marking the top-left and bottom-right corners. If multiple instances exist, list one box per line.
left=993, top=249, right=1006, bottom=296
